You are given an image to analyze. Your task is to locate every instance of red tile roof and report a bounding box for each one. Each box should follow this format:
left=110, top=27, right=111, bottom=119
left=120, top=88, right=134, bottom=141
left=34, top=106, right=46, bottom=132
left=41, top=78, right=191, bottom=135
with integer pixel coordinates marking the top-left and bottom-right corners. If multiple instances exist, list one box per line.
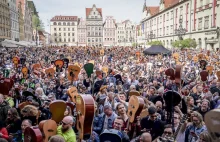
left=86, top=8, right=102, bottom=17
left=50, top=16, right=78, bottom=21
left=146, top=6, right=160, bottom=16
left=163, top=0, right=179, bottom=8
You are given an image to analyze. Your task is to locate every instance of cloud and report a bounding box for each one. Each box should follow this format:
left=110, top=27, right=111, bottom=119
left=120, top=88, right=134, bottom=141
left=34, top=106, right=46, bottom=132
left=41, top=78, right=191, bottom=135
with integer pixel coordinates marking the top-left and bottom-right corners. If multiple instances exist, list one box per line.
left=33, top=0, right=160, bottom=32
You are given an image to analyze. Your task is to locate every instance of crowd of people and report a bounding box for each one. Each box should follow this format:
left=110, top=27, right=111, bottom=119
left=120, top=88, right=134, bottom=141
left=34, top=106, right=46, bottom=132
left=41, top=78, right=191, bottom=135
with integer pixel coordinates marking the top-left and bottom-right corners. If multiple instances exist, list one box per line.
left=0, top=46, right=219, bottom=142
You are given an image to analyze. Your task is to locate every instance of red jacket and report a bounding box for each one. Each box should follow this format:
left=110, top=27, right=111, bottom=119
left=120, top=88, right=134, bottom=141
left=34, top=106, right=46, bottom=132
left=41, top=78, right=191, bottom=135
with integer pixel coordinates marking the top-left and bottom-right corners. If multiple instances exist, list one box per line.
left=0, top=127, right=9, bottom=140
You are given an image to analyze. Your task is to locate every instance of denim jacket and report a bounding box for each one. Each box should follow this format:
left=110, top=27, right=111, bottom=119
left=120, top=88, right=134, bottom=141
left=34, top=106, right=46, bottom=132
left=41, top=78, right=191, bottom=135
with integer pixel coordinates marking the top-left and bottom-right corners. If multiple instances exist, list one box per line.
left=93, top=114, right=104, bottom=134
left=101, top=112, right=117, bottom=131
left=184, top=124, right=207, bottom=142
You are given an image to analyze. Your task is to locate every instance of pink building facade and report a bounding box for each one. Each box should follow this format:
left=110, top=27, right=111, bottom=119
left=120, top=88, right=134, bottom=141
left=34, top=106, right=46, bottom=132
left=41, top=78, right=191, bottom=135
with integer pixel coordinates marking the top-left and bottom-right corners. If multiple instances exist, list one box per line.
left=77, top=18, right=86, bottom=46
left=103, top=16, right=116, bottom=46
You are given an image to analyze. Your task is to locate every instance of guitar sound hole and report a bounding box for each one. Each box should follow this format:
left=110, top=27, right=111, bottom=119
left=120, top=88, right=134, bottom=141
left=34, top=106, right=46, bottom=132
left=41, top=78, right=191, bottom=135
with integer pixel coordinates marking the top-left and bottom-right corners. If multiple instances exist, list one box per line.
left=48, top=129, right=54, bottom=132
left=129, top=111, right=132, bottom=116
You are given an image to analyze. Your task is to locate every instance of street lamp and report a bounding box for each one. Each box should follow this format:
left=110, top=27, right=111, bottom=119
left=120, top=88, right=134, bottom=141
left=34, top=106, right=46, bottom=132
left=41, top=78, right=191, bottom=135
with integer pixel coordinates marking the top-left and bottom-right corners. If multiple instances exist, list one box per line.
left=175, top=16, right=186, bottom=40
left=148, top=31, right=155, bottom=42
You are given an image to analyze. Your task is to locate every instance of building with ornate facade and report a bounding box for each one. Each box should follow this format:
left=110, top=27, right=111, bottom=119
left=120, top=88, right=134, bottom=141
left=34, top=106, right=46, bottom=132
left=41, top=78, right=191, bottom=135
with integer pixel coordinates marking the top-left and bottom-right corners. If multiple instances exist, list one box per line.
left=77, top=18, right=87, bottom=46
left=0, top=0, right=11, bottom=42
left=17, top=0, right=33, bottom=42
left=86, top=4, right=103, bottom=47
left=8, top=0, right=19, bottom=41
left=17, top=1, right=24, bottom=41
left=103, top=16, right=116, bottom=46
left=50, top=16, right=78, bottom=46
left=115, top=20, right=136, bottom=46
left=141, top=0, right=220, bottom=49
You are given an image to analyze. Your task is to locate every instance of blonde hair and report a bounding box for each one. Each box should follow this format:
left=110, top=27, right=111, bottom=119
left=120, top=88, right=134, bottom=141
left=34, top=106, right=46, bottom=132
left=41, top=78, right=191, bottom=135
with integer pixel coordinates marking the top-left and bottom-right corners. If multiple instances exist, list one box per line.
left=199, top=131, right=212, bottom=142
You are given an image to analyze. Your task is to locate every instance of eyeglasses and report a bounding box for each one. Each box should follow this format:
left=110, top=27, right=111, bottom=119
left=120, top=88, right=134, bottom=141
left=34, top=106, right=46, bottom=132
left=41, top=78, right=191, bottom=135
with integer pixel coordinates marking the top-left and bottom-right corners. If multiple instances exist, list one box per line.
left=164, top=131, right=172, bottom=135
left=61, top=121, right=69, bottom=125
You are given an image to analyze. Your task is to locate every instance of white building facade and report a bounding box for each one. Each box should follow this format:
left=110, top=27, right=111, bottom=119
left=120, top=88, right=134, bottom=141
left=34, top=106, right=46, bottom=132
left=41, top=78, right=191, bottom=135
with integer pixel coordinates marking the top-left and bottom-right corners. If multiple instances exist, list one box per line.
left=103, top=16, right=116, bottom=46
left=115, top=20, right=136, bottom=46
left=23, top=0, right=32, bottom=42
left=50, top=16, right=78, bottom=46
left=141, top=0, right=220, bottom=49
left=8, top=0, right=19, bottom=41
left=77, top=18, right=87, bottom=46
left=86, top=4, right=103, bottom=47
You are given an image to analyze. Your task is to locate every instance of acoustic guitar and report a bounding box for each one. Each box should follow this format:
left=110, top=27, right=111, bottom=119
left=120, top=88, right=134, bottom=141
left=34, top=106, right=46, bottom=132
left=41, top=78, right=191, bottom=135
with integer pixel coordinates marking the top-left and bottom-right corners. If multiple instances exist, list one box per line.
left=165, top=68, right=175, bottom=80
left=22, top=67, right=29, bottom=79
left=24, top=126, right=43, bottom=142
left=206, top=65, right=214, bottom=75
left=43, top=120, right=57, bottom=142
left=54, top=59, right=64, bottom=72
left=129, top=91, right=140, bottom=96
left=49, top=100, right=67, bottom=123
left=127, top=95, right=144, bottom=123
left=216, top=71, right=220, bottom=82
left=45, top=68, right=55, bottom=79
left=67, top=86, right=79, bottom=103
left=205, top=109, right=220, bottom=142
left=12, top=56, right=19, bottom=67
left=76, top=95, right=95, bottom=140
left=68, top=64, right=80, bottom=83
left=102, top=66, right=108, bottom=76
left=100, top=49, right=104, bottom=56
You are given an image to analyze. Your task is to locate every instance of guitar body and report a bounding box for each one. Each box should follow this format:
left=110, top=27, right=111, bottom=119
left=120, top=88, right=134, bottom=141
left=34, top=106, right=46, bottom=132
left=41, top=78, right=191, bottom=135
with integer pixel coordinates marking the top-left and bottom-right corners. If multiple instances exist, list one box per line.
left=200, top=70, right=208, bottom=82
left=45, top=68, right=55, bottom=79
left=127, top=95, right=145, bottom=123
left=39, top=120, right=46, bottom=132
left=216, top=71, right=220, bottom=82
left=84, top=63, right=94, bottom=78
left=100, top=129, right=122, bottom=142
left=129, top=91, right=140, bottom=96
left=43, top=120, right=57, bottom=142
left=49, top=100, right=67, bottom=123
left=205, top=109, right=220, bottom=142
left=76, top=95, right=95, bottom=140
left=67, top=87, right=79, bottom=103
left=68, top=64, right=80, bottom=81
left=24, top=127, right=43, bottom=142
left=22, top=67, right=29, bottom=79
left=165, top=68, right=175, bottom=80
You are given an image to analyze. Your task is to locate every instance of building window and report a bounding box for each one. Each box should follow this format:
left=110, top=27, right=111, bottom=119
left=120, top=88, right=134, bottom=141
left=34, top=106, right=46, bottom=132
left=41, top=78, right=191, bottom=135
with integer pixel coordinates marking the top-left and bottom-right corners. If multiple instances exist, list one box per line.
left=58, top=22, right=61, bottom=25
left=60, top=38, right=62, bottom=42
left=64, top=38, right=66, bottom=42
left=68, top=28, right=70, bottom=31
left=54, top=33, right=57, bottom=36
left=63, top=22, right=66, bottom=26
left=59, top=28, right=61, bottom=31
left=198, top=18, right=203, bottom=30
left=59, top=33, right=61, bottom=36
left=167, top=12, right=169, bottom=21
left=171, top=11, right=173, bottom=20
left=204, top=16, right=209, bottom=29
left=68, top=33, right=70, bottom=36
left=54, top=28, right=56, bottom=31
left=180, top=6, right=183, bottom=16
left=72, top=38, right=75, bottom=42
left=200, top=0, right=203, bottom=7
left=64, top=33, right=66, bottom=36
left=68, top=38, right=70, bottom=42
left=63, top=28, right=66, bottom=31
left=88, top=38, right=90, bottom=42
left=72, top=33, right=74, bottom=36
left=55, top=38, right=57, bottom=42
left=54, top=22, right=57, bottom=25
left=72, top=28, right=74, bottom=31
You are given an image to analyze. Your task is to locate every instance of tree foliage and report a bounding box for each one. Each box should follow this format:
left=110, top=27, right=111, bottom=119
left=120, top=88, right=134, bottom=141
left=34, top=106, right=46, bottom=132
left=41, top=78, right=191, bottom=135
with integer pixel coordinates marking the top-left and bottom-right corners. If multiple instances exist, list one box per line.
left=171, top=38, right=197, bottom=48
left=32, top=14, right=45, bottom=31
left=147, top=40, right=163, bottom=46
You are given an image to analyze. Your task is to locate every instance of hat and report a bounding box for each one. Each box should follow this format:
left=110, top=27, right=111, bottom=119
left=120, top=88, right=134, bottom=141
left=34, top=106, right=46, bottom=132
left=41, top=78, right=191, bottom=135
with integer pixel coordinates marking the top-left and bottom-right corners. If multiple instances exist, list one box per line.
left=100, top=85, right=107, bottom=91
left=26, top=96, right=33, bottom=101
left=148, top=106, right=157, bottom=115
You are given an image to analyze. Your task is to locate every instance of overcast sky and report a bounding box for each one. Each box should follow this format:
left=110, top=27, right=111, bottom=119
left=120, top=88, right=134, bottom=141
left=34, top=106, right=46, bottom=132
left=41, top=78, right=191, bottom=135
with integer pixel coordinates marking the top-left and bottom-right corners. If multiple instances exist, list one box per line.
left=33, top=0, right=160, bottom=32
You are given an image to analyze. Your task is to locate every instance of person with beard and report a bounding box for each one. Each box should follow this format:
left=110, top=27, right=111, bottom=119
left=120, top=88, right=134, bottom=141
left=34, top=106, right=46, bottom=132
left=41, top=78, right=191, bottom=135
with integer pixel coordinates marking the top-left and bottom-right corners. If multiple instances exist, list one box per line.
left=197, top=99, right=210, bottom=120
left=57, top=116, right=76, bottom=142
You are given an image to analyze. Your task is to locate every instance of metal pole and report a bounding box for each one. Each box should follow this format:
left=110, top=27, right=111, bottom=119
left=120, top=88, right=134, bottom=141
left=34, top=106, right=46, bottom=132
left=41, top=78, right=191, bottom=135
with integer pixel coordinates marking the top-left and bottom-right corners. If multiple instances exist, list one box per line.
left=36, top=27, right=37, bottom=46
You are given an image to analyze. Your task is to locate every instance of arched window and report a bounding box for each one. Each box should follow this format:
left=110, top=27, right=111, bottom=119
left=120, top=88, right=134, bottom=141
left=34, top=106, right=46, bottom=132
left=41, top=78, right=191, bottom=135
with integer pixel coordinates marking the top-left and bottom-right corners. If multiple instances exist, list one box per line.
left=63, top=22, right=66, bottom=26
left=72, top=22, right=75, bottom=26
left=53, top=22, right=57, bottom=25
left=58, top=22, right=61, bottom=25
left=67, top=22, right=70, bottom=26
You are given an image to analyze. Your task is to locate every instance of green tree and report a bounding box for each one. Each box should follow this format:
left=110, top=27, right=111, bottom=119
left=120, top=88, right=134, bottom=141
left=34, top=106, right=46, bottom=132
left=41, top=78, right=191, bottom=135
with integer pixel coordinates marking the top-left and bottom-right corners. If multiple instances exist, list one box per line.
left=172, top=38, right=197, bottom=48
left=32, top=14, right=44, bottom=31
left=147, top=40, right=163, bottom=46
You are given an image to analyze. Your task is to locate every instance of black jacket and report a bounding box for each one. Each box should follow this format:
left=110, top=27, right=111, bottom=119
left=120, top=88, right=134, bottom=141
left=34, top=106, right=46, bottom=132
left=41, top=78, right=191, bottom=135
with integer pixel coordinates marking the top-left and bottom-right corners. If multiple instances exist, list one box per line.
left=0, top=101, right=10, bottom=124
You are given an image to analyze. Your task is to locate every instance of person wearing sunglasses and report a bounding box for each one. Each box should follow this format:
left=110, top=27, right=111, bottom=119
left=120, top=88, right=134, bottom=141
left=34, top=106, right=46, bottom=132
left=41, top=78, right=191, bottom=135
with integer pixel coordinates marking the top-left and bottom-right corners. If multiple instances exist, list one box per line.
left=57, top=116, right=76, bottom=142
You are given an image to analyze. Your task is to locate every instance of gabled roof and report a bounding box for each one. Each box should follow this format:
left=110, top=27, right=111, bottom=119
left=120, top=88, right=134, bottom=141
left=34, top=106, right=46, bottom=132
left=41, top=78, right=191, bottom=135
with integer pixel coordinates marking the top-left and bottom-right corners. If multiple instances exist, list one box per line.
left=162, top=0, right=179, bottom=8
left=146, top=6, right=160, bottom=16
left=86, top=7, right=102, bottom=18
left=50, top=16, right=78, bottom=21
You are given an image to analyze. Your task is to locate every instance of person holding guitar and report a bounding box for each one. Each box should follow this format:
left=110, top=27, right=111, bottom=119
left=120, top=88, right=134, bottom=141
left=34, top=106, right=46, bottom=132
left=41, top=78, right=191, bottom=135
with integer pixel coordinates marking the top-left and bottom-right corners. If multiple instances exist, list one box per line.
left=57, top=116, right=76, bottom=142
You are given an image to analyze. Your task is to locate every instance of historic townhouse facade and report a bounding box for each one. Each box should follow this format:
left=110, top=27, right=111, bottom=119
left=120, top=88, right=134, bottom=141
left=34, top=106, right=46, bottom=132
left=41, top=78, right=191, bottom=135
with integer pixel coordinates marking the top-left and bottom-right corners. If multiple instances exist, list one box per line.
left=77, top=18, right=87, bottom=46
left=50, top=16, right=78, bottom=46
left=115, top=20, right=136, bottom=46
left=141, top=0, right=220, bottom=49
left=17, top=0, right=33, bottom=42
left=17, top=1, right=24, bottom=41
left=86, top=4, right=103, bottom=47
left=0, top=0, right=11, bottom=42
left=103, top=16, right=116, bottom=46
left=8, top=0, right=19, bottom=41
